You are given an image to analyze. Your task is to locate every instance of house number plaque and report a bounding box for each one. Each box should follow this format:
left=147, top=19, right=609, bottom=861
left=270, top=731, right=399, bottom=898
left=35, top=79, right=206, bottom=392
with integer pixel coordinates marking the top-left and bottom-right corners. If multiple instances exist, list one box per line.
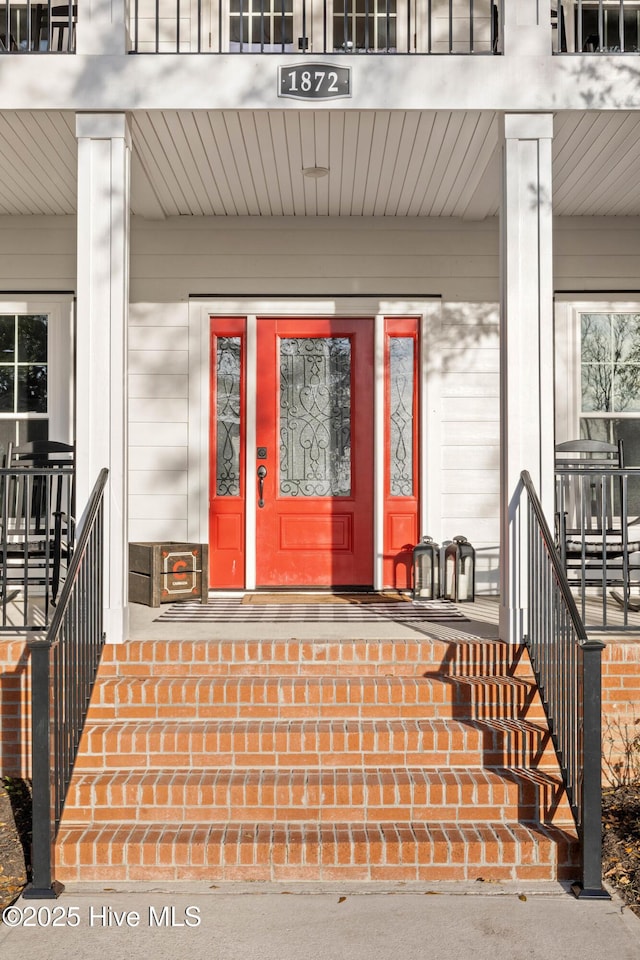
left=278, top=64, right=351, bottom=101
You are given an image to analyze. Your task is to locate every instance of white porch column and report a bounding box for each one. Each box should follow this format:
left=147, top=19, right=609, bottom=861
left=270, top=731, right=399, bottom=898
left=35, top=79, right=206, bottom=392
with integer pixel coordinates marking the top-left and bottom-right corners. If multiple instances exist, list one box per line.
left=76, top=113, right=131, bottom=644
left=502, top=0, right=551, bottom=57
left=499, top=113, right=554, bottom=645
left=75, top=0, right=129, bottom=54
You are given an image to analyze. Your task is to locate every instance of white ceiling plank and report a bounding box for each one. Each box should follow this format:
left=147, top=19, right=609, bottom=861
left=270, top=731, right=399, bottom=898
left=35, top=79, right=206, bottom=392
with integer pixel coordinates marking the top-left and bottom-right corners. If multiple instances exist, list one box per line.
left=267, top=112, right=295, bottom=216
left=350, top=111, right=375, bottom=216
left=299, top=110, right=320, bottom=215
left=131, top=149, right=168, bottom=220
left=160, top=111, right=211, bottom=215
left=313, top=112, right=331, bottom=216
left=339, top=113, right=360, bottom=216
left=218, top=112, right=262, bottom=215
left=360, top=112, right=391, bottom=216
left=400, top=110, right=446, bottom=216
left=283, top=111, right=307, bottom=215
left=461, top=143, right=500, bottom=221
left=141, top=112, right=202, bottom=213
left=12, top=111, right=76, bottom=209
left=419, top=111, right=476, bottom=217
left=553, top=112, right=626, bottom=203
left=205, top=112, right=251, bottom=216
left=328, top=111, right=345, bottom=217
left=447, top=113, right=498, bottom=218
left=192, top=111, right=239, bottom=215
left=382, top=111, right=424, bottom=216
left=0, top=113, right=74, bottom=213
left=176, top=112, right=228, bottom=215
left=237, top=112, right=274, bottom=216
left=562, top=116, right=640, bottom=216
left=132, top=114, right=187, bottom=217
left=372, top=111, right=406, bottom=217
left=252, top=111, right=284, bottom=216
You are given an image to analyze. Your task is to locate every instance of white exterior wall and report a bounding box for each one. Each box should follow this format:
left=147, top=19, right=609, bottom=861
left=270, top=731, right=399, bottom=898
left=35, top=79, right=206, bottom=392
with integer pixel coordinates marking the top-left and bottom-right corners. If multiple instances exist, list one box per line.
left=0, top=214, right=639, bottom=594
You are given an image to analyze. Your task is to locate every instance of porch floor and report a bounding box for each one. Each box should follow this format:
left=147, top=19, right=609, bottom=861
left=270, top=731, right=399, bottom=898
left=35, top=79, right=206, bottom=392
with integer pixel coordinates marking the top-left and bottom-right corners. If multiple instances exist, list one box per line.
left=128, top=595, right=502, bottom=643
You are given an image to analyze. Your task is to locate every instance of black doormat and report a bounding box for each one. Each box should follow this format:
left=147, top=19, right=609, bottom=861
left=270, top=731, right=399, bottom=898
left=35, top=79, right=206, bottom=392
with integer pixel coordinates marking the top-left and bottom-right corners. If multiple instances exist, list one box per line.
left=153, top=597, right=469, bottom=623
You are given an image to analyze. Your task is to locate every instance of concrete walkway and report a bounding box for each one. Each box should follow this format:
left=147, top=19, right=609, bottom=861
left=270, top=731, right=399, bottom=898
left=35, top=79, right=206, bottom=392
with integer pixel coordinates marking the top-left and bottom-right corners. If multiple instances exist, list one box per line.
left=1, top=882, right=639, bottom=960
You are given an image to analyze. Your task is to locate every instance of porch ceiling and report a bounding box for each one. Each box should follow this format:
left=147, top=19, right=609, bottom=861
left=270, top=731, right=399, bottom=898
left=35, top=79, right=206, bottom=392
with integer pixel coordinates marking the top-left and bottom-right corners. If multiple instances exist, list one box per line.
left=1, top=109, right=640, bottom=219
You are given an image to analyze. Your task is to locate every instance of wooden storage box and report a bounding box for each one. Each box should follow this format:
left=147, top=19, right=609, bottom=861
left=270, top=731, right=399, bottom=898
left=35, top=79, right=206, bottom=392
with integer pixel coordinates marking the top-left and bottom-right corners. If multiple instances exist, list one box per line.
left=128, top=541, right=209, bottom=607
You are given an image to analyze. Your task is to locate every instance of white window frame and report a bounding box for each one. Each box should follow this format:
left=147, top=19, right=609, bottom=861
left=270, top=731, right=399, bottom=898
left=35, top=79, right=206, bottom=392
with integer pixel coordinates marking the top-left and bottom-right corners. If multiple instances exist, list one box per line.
left=0, top=295, right=74, bottom=449
left=554, top=297, right=640, bottom=444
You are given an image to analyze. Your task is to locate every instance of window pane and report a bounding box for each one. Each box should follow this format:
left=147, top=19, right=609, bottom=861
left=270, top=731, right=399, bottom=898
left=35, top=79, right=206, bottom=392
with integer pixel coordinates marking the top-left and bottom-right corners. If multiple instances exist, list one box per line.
left=582, top=363, right=612, bottom=411
left=581, top=417, right=640, bottom=516
left=389, top=337, right=413, bottom=496
left=0, top=316, right=14, bottom=362
left=18, top=419, right=48, bottom=445
left=216, top=337, right=241, bottom=497
left=17, top=366, right=47, bottom=413
left=17, top=315, right=47, bottom=363
left=0, top=420, right=16, bottom=462
left=279, top=337, right=351, bottom=497
left=0, top=368, right=15, bottom=412
left=614, top=364, right=640, bottom=412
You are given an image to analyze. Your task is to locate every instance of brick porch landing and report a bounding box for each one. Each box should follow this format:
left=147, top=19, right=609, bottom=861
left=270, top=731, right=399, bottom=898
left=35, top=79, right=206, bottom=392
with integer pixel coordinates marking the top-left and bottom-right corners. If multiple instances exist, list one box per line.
left=55, top=600, right=580, bottom=883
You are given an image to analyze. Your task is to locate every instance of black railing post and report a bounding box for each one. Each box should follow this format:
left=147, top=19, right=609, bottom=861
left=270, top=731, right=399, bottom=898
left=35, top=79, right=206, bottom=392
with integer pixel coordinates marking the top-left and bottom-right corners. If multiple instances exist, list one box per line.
left=23, top=636, right=64, bottom=899
left=574, top=639, right=609, bottom=899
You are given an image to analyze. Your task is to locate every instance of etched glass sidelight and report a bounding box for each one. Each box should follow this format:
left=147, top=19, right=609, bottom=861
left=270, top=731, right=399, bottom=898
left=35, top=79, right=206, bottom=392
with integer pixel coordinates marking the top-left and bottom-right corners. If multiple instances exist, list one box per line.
left=389, top=337, right=414, bottom=496
left=279, top=337, right=351, bottom=497
left=216, top=337, right=241, bottom=496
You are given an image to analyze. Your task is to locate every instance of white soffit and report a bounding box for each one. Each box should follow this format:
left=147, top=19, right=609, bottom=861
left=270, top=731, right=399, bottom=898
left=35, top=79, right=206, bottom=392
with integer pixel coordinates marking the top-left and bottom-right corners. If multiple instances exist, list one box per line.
left=2, top=110, right=640, bottom=218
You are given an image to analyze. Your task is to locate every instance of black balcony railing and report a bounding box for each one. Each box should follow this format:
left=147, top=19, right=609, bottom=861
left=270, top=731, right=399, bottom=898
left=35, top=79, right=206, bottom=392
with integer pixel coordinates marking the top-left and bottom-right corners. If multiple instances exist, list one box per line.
left=522, top=469, right=608, bottom=900
left=555, top=463, right=640, bottom=630
left=555, top=0, right=640, bottom=53
left=131, top=0, right=502, bottom=54
left=24, top=468, right=108, bottom=899
left=0, top=1, right=75, bottom=51
left=0, top=463, right=74, bottom=632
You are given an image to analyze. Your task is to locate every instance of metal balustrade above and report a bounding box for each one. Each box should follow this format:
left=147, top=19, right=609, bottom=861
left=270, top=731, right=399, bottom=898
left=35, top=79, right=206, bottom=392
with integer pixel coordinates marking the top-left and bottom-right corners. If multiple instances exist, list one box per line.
left=130, top=0, right=502, bottom=54
left=555, top=0, right=640, bottom=53
left=0, top=1, right=75, bottom=52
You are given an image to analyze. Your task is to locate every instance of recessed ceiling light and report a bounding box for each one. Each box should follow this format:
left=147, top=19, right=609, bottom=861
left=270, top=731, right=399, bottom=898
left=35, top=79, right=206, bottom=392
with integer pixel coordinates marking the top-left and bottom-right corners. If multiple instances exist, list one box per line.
left=303, top=166, right=329, bottom=179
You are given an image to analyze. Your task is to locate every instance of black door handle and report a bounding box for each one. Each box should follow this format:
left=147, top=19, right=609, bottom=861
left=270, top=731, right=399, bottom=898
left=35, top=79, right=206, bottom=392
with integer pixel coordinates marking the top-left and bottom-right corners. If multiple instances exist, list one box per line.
left=257, top=465, right=267, bottom=508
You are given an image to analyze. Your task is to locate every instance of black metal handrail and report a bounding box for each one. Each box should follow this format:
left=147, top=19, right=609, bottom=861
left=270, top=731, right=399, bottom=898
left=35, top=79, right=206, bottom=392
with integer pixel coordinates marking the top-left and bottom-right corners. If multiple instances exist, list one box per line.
left=131, top=0, right=502, bottom=54
left=555, top=0, right=640, bottom=54
left=24, top=467, right=108, bottom=899
left=521, top=469, right=608, bottom=899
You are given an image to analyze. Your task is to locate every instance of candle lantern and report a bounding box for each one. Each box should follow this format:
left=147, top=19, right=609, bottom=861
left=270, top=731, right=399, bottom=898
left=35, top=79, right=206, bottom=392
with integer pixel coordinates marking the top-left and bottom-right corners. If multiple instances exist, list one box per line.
left=443, top=535, right=475, bottom=603
left=412, top=536, right=441, bottom=602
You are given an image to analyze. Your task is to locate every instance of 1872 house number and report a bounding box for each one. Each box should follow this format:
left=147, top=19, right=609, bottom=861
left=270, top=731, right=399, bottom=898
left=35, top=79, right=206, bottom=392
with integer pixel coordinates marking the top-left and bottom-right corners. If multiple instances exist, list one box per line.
left=278, top=64, right=351, bottom=101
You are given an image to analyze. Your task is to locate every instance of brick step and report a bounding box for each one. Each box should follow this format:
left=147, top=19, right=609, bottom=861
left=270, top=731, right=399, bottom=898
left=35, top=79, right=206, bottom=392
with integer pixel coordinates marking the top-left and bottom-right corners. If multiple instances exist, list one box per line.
left=74, top=717, right=560, bottom=770
left=88, top=675, right=545, bottom=722
left=55, top=819, right=580, bottom=884
left=99, top=639, right=532, bottom=678
left=62, top=766, right=574, bottom=826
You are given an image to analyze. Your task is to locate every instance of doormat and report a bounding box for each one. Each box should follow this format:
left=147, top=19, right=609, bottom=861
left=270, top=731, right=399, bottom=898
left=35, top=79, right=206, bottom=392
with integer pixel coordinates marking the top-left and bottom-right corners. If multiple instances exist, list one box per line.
left=241, top=592, right=410, bottom=605
left=153, top=597, right=469, bottom=623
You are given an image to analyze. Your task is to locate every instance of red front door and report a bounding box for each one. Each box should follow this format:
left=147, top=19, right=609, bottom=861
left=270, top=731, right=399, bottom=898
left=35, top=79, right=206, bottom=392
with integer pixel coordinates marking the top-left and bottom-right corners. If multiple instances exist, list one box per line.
left=255, top=318, right=374, bottom=587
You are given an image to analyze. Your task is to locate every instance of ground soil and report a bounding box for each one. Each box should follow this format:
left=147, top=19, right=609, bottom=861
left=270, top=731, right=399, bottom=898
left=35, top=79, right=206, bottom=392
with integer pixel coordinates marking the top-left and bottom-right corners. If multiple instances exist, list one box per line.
left=0, top=778, right=638, bottom=914
left=602, top=784, right=640, bottom=916
left=0, top=779, right=30, bottom=912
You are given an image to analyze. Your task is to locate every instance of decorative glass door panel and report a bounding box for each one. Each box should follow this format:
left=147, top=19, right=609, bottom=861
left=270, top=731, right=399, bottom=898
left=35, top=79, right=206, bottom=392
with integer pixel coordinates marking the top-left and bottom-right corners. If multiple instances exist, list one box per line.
left=256, top=318, right=373, bottom=587
left=383, top=317, right=420, bottom=590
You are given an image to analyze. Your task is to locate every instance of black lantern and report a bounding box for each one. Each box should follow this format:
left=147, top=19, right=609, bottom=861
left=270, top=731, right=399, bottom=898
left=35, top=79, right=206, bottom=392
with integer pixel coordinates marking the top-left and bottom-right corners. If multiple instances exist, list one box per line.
left=443, top=535, right=475, bottom=602
left=412, top=536, right=441, bottom=602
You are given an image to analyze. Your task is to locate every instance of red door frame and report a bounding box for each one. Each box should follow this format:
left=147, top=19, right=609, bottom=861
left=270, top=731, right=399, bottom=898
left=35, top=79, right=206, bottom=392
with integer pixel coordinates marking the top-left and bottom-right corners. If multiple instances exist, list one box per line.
left=208, top=317, right=246, bottom=588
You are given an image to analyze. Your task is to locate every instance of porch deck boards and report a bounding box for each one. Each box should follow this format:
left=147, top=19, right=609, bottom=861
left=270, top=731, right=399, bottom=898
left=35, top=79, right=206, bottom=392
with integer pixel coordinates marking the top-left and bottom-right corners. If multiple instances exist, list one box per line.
left=56, top=620, right=580, bottom=883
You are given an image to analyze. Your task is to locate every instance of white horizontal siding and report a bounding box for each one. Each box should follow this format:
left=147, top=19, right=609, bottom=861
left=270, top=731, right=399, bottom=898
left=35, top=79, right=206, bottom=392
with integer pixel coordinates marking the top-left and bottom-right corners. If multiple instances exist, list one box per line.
left=128, top=300, right=191, bottom=543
